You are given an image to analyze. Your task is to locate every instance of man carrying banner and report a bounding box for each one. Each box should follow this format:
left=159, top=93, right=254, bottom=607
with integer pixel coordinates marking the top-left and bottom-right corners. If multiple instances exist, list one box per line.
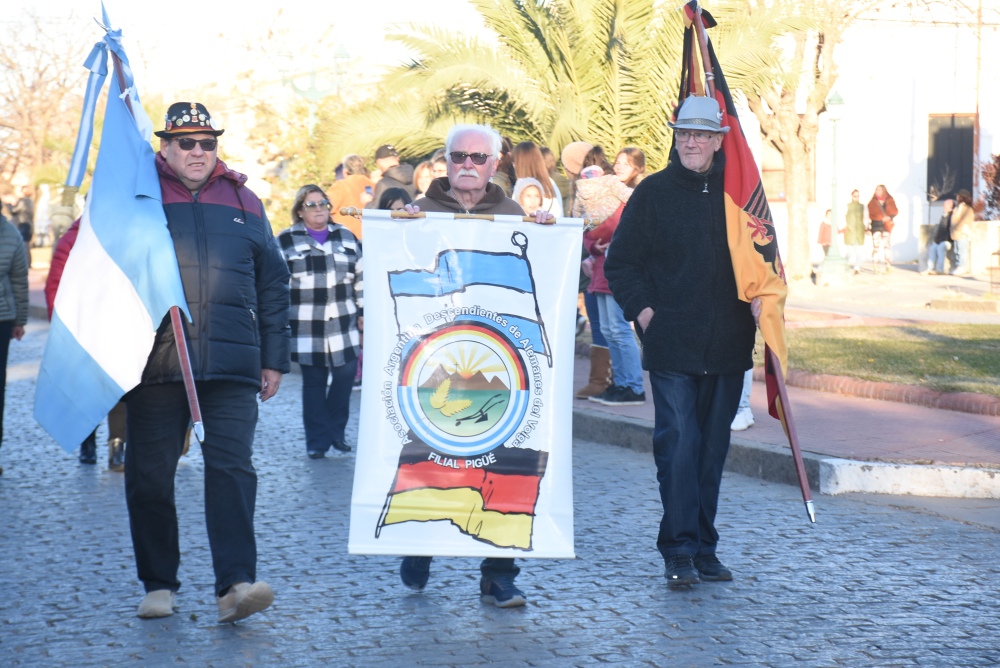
left=605, top=97, right=760, bottom=588
left=397, top=123, right=552, bottom=607
left=127, top=103, right=290, bottom=622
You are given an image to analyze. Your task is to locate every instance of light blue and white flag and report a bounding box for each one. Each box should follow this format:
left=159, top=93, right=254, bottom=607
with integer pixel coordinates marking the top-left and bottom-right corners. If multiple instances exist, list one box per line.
left=34, top=9, right=188, bottom=452
left=388, top=246, right=550, bottom=361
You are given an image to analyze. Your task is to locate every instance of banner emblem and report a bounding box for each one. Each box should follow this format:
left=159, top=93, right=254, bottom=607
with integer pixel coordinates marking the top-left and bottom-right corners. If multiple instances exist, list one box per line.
left=398, top=322, right=528, bottom=456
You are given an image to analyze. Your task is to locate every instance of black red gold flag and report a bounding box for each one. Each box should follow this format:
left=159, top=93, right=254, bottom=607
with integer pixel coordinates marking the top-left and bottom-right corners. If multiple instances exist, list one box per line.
left=680, top=2, right=814, bottom=522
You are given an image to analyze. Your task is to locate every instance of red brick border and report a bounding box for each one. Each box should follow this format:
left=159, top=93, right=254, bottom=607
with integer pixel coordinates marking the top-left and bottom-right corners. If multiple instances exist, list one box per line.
left=752, top=367, right=1000, bottom=416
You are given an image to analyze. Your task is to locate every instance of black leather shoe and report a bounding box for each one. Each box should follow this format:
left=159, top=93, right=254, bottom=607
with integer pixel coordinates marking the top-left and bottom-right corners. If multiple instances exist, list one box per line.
left=331, top=440, right=352, bottom=453
left=79, top=432, right=98, bottom=465
left=307, top=450, right=326, bottom=459
left=664, top=555, right=700, bottom=588
left=694, top=554, right=733, bottom=581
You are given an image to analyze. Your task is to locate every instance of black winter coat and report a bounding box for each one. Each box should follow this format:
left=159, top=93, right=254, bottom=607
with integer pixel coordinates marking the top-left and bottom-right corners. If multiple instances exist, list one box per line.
left=141, top=156, right=291, bottom=388
left=604, top=150, right=755, bottom=376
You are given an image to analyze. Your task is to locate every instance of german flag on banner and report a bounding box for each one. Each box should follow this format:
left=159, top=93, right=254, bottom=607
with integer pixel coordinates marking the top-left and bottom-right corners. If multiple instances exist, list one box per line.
left=377, top=436, right=548, bottom=550
left=681, top=1, right=789, bottom=419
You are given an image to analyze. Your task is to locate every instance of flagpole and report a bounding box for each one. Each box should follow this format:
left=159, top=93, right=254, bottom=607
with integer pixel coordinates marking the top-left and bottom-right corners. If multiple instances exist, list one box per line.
left=689, top=1, right=814, bottom=522
left=766, top=349, right=815, bottom=522
left=108, top=49, right=205, bottom=444
left=693, top=7, right=716, bottom=98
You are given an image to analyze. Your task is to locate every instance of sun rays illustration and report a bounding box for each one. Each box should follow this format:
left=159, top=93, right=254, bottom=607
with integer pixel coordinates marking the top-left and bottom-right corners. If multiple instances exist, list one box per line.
left=435, top=343, right=507, bottom=379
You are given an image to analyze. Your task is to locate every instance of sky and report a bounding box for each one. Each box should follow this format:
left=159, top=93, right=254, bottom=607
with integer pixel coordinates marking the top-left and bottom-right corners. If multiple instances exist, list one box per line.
left=17, top=0, right=492, bottom=97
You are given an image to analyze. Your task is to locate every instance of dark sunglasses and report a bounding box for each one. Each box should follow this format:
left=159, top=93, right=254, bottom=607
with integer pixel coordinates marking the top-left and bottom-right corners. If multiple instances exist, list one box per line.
left=449, top=151, right=491, bottom=166
left=174, top=137, right=218, bottom=151
left=303, top=199, right=331, bottom=209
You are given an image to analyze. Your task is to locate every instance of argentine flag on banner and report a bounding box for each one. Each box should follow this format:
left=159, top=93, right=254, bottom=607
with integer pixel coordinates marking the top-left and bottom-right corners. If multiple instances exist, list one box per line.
left=34, top=11, right=188, bottom=452
left=387, top=245, right=551, bottom=364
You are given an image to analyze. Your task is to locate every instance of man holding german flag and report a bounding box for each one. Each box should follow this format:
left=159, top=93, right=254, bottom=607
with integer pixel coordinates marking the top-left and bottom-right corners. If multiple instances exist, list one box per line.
left=605, top=1, right=792, bottom=588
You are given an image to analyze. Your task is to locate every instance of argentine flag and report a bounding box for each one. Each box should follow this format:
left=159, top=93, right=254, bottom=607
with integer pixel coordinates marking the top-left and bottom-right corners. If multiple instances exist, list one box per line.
left=388, top=247, right=550, bottom=360
left=34, top=14, right=188, bottom=452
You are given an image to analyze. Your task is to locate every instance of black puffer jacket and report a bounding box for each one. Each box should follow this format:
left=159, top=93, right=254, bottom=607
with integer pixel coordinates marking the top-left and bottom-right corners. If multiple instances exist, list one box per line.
left=604, top=149, right=755, bottom=375
left=141, top=155, right=291, bottom=388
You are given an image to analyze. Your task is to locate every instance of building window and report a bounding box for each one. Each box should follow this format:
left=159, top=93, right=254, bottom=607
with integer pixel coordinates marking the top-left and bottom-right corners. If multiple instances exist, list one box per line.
left=927, top=114, right=976, bottom=199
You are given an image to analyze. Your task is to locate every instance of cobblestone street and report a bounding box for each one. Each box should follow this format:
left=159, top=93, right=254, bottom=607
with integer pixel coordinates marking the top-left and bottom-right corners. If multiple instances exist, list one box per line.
left=1, top=322, right=998, bottom=667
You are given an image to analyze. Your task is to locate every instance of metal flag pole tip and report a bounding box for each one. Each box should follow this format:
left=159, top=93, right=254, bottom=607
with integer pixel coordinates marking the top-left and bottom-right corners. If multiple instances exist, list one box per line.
left=806, top=500, right=816, bottom=524
left=193, top=422, right=206, bottom=444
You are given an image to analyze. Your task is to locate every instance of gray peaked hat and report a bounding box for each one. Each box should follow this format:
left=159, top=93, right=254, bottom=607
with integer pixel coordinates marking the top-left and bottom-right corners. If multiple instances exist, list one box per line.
left=668, top=96, right=730, bottom=134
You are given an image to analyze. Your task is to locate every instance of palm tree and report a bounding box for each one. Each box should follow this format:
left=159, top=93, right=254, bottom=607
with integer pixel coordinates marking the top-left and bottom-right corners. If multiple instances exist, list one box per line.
left=324, top=0, right=809, bottom=170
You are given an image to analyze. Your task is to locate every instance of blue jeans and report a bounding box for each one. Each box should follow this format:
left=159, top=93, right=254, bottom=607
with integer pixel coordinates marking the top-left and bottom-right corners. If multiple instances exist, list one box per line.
left=649, top=370, right=743, bottom=559
left=404, top=557, right=520, bottom=579
left=583, top=291, right=607, bottom=348
left=125, top=381, right=260, bottom=596
left=927, top=241, right=948, bottom=273
left=595, top=292, right=644, bottom=393
left=301, top=360, right=358, bottom=453
left=951, top=239, right=969, bottom=274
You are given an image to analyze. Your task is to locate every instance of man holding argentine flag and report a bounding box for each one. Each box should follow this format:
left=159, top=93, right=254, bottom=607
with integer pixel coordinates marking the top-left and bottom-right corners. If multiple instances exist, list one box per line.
left=34, top=11, right=289, bottom=625
left=126, top=103, right=290, bottom=623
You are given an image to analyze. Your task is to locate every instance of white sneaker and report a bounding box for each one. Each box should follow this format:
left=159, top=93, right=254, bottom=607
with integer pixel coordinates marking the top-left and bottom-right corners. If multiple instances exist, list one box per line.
left=137, top=590, right=176, bottom=618
left=730, top=408, right=754, bottom=431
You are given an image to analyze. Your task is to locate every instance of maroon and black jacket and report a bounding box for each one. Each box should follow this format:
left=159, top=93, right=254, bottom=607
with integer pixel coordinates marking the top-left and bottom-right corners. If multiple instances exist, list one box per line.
left=141, top=155, right=290, bottom=388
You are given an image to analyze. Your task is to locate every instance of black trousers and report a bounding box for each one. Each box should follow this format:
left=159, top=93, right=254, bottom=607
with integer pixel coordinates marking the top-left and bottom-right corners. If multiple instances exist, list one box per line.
left=649, top=370, right=743, bottom=560
left=0, top=320, right=11, bottom=447
left=124, top=381, right=259, bottom=596
left=300, top=360, right=357, bottom=453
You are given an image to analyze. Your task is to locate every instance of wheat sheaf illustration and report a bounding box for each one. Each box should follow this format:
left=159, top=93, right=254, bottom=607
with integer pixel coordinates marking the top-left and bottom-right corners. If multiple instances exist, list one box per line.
left=428, top=378, right=472, bottom=417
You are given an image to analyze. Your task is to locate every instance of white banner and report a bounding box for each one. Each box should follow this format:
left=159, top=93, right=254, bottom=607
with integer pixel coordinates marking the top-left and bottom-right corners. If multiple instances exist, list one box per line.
left=349, top=211, right=582, bottom=559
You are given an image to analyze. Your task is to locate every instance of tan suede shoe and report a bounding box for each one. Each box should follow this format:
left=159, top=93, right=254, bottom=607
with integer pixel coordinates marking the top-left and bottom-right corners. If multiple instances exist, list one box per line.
left=217, top=581, right=274, bottom=623
left=137, top=590, right=176, bottom=618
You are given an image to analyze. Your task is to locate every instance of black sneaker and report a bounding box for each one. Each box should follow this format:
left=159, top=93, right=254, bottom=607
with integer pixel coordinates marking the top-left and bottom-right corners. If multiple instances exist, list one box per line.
left=693, top=554, right=733, bottom=581
left=587, top=385, right=621, bottom=404
left=591, top=385, right=646, bottom=406
left=480, top=574, right=526, bottom=608
left=400, top=556, right=432, bottom=590
left=663, top=555, right=700, bottom=588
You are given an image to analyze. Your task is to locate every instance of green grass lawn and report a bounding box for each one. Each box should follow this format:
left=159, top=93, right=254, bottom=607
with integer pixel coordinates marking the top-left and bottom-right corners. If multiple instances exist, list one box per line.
left=757, top=325, right=1000, bottom=398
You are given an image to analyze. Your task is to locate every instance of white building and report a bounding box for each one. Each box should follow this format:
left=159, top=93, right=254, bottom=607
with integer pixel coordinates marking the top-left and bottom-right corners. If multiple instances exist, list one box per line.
left=762, top=3, right=1000, bottom=268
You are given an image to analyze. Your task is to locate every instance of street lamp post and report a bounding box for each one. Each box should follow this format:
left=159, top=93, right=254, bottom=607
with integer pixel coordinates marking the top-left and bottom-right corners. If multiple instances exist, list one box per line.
left=821, top=91, right=851, bottom=285
left=277, top=46, right=349, bottom=130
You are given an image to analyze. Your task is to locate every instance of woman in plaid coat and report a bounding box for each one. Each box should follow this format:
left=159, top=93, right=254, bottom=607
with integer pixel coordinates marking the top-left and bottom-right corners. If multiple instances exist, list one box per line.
left=277, top=185, right=363, bottom=458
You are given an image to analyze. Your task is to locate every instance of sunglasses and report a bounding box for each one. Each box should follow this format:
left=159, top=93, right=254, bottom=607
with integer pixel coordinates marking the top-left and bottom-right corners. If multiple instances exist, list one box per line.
left=449, top=151, right=491, bottom=166
left=303, top=199, right=331, bottom=209
left=173, top=137, right=218, bottom=151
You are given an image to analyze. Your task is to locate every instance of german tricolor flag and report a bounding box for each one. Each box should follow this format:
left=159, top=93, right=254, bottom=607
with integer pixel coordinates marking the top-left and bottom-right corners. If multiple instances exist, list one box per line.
left=679, top=1, right=788, bottom=410
left=680, top=3, right=814, bottom=522
left=377, top=436, right=548, bottom=550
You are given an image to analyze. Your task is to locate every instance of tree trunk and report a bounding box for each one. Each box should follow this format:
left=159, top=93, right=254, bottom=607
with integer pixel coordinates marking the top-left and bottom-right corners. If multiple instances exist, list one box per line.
left=783, top=143, right=813, bottom=281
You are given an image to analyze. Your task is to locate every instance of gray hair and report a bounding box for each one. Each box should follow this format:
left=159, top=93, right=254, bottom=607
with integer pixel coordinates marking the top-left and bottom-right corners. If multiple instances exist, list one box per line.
left=342, top=154, right=368, bottom=176
left=445, top=124, right=502, bottom=158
